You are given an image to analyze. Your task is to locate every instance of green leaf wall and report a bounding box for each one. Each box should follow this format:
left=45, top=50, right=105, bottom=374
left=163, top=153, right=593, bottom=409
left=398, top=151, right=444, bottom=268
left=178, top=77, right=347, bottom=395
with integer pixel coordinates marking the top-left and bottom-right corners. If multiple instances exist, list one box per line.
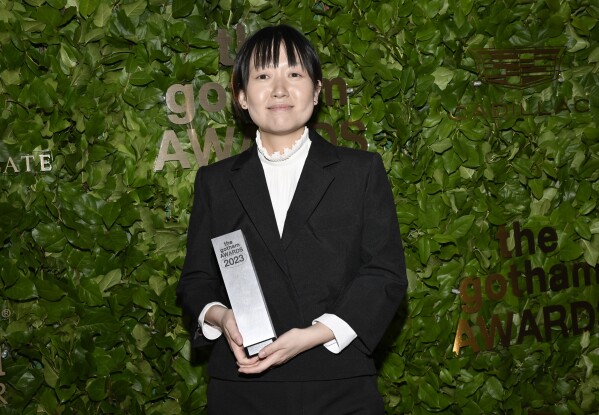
left=1, top=0, right=598, bottom=413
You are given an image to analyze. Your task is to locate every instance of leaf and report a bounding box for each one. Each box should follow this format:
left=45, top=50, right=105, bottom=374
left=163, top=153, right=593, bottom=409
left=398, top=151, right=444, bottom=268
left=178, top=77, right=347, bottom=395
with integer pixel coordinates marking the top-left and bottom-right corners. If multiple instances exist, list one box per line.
left=132, top=286, right=152, bottom=309
left=34, top=278, right=65, bottom=301
left=446, top=215, right=475, bottom=239
left=32, top=223, right=68, bottom=253
left=43, top=358, right=59, bottom=388
left=573, top=218, right=592, bottom=240
left=4, top=277, right=38, bottom=300
left=153, top=230, right=184, bottom=253
left=77, top=278, right=104, bottom=306
left=93, top=2, right=112, bottom=27
left=79, top=0, right=100, bottom=17
left=129, top=71, right=155, bottom=86
left=132, top=323, right=151, bottom=349
left=95, top=269, right=123, bottom=293
left=123, top=0, right=146, bottom=17
left=172, top=0, right=195, bottom=18
left=173, top=355, right=200, bottom=386
left=86, top=377, right=107, bottom=401
left=430, top=138, right=452, bottom=154
left=97, top=230, right=129, bottom=252
left=100, top=201, right=121, bottom=229
left=123, top=87, right=163, bottom=110
left=432, top=67, right=454, bottom=90
left=417, top=381, right=451, bottom=409
left=485, top=376, right=504, bottom=400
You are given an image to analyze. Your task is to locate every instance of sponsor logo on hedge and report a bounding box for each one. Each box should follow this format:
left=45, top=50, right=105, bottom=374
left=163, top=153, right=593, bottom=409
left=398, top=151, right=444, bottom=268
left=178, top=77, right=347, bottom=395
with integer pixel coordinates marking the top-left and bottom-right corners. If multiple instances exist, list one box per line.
left=472, top=47, right=564, bottom=89
left=1, top=151, right=53, bottom=175
left=448, top=46, right=591, bottom=120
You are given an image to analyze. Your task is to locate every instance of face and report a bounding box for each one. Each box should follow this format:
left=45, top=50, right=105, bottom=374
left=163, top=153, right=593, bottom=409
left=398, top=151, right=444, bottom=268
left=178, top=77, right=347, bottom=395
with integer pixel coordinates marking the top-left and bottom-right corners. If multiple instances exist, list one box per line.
left=238, top=45, right=321, bottom=149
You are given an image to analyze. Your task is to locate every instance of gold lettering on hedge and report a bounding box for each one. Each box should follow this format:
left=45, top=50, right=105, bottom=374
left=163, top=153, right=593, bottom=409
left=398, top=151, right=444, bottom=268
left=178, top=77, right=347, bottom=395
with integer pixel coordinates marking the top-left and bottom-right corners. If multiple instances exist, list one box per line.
left=314, top=121, right=367, bottom=150
left=154, top=130, right=191, bottom=170
left=453, top=319, right=479, bottom=353
left=454, top=221, right=599, bottom=354
left=166, top=82, right=227, bottom=123
left=217, top=26, right=246, bottom=66
left=198, top=82, right=227, bottom=113
left=188, top=127, right=244, bottom=165
left=166, top=84, right=195, bottom=124
left=155, top=128, right=251, bottom=171
left=322, top=77, right=348, bottom=106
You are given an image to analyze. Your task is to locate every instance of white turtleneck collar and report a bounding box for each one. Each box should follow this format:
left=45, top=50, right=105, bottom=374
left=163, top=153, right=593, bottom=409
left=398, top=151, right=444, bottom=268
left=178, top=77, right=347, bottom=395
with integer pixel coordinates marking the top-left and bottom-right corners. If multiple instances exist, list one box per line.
left=256, top=127, right=310, bottom=164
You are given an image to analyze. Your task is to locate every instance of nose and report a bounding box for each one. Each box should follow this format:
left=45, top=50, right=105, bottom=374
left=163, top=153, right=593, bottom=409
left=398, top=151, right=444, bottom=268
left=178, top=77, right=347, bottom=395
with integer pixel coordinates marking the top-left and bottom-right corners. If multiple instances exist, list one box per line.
left=271, top=76, right=289, bottom=98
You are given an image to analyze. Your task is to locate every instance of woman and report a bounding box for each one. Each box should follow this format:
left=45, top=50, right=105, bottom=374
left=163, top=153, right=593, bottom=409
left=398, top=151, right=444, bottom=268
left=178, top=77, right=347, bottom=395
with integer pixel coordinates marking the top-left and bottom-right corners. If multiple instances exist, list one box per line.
left=177, top=24, right=407, bottom=414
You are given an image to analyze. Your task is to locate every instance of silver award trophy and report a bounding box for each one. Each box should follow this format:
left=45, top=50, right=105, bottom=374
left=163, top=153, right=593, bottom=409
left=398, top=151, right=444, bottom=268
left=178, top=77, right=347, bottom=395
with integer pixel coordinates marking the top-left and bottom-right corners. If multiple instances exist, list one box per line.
left=211, top=230, right=276, bottom=356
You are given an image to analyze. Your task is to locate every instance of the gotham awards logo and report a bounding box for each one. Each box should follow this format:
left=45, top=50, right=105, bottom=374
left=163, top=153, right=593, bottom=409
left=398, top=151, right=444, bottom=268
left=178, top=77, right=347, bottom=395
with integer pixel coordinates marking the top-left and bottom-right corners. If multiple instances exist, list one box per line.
left=154, top=27, right=366, bottom=171
left=454, top=222, right=599, bottom=353
left=449, top=47, right=590, bottom=119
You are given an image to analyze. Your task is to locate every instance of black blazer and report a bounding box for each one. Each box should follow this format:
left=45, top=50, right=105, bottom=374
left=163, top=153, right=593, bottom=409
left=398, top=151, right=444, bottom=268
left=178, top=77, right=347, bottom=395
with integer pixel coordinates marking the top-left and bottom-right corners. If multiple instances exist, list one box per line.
left=177, top=130, right=407, bottom=381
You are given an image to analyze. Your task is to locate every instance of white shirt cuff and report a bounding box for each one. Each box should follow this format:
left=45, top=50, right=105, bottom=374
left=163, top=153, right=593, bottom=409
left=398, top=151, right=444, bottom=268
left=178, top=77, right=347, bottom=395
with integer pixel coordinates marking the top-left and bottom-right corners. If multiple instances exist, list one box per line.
left=198, top=302, right=226, bottom=340
left=313, top=313, right=357, bottom=354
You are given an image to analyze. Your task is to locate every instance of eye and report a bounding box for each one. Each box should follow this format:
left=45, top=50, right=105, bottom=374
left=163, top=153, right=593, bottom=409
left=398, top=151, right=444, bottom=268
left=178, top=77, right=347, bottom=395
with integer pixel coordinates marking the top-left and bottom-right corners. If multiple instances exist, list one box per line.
left=290, top=72, right=302, bottom=78
left=256, top=73, right=269, bottom=80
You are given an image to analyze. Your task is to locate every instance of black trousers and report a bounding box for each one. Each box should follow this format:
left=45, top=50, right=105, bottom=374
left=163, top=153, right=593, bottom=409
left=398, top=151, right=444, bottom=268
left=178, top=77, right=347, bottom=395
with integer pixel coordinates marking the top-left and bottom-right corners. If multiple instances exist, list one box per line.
left=207, top=376, right=385, bottom=415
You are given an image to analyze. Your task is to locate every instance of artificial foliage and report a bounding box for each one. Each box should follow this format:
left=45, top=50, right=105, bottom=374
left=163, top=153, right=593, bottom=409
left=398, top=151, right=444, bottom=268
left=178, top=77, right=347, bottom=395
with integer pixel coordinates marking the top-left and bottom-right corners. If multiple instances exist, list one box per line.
left=1, top=0, right=598, bottom=413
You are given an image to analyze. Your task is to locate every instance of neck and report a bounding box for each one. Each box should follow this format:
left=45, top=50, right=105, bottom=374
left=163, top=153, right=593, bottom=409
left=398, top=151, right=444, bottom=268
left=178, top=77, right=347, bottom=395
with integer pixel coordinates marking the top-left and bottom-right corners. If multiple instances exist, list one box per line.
left=259, top=128, right=306, bottom=154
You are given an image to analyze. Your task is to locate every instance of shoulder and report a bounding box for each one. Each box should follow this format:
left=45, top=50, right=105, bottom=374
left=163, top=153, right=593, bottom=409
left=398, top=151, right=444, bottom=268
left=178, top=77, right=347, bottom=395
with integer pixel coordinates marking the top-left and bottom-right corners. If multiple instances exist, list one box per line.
left=335, top=145, right=381, bottom=164
left=308, top=129, right=381, bottom=168
left=197, top=145, right=254, bottom=177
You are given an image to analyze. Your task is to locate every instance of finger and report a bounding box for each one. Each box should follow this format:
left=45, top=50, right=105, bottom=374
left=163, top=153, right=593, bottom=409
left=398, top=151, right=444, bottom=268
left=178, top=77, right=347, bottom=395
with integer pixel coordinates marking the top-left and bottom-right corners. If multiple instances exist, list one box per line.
left=238, top=358, right=274, bottom=374
left=225, top=328, right=243, bottom=347
left=258, top=343, right=281, bottom=359
left=257, top=336, right=287, bottom=359
left=228, top=341, right=260, bottom=367
left=223, top=319, right=243, bottom=346
left=236, top=353, right=261, bottom=367
left=229, top=340, right=249, bottom=361
left=239, top=351, right=287, bottom=374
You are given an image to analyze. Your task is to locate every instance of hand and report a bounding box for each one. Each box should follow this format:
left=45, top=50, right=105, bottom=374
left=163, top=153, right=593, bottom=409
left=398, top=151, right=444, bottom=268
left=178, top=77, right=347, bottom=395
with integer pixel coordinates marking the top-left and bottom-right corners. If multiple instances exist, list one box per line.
left=205, top=306, right=260, bottom=368
left=238, top=322, right=334, bottom=374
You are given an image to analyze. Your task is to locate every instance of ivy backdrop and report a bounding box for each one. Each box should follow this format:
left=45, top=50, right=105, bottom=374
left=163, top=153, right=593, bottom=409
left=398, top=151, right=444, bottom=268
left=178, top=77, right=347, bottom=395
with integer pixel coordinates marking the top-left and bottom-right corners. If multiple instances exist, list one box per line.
left=1, top=0, right=599, bottom=413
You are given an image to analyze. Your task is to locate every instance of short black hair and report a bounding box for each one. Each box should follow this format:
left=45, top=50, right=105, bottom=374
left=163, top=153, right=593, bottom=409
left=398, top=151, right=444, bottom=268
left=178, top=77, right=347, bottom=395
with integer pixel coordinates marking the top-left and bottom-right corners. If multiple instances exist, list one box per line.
left=231, top=25, right=322, bottom=123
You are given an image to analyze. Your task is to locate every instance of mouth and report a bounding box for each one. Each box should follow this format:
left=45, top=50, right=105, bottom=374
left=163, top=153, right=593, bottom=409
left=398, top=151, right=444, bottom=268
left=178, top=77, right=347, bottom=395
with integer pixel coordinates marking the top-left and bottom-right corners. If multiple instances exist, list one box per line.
left=268, top=104, right=293, bottom=111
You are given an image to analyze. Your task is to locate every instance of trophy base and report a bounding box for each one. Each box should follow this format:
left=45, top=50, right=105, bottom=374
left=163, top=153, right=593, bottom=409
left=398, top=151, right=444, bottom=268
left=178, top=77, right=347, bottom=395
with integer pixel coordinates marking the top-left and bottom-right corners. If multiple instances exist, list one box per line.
left=245, top=338, right=275, bottom=357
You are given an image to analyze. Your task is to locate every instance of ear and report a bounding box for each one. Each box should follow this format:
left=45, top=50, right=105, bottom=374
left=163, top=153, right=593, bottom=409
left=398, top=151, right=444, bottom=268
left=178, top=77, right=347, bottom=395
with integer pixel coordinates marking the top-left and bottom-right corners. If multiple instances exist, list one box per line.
left=313, top=80, right=322, bottom=105
left=238, top=91, right=248, bottom=109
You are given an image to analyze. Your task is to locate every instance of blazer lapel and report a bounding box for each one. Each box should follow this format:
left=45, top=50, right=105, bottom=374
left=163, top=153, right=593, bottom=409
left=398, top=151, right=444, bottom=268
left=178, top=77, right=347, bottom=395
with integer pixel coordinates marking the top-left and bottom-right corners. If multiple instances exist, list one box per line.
left=281, top=131, right=340, bottom=249
left=230, top=147, right=290, bottom=276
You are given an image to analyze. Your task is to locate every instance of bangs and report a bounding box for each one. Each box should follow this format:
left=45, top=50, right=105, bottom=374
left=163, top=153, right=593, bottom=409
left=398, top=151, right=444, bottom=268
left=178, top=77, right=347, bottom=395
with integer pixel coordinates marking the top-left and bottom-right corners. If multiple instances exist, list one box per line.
left=251, top=38, right=305, bottom=70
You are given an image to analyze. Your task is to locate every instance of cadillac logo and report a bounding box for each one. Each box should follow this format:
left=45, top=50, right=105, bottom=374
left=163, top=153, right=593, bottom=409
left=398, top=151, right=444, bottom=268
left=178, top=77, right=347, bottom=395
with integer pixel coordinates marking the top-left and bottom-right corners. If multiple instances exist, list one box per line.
left=471, top=47, right=564, bottom=89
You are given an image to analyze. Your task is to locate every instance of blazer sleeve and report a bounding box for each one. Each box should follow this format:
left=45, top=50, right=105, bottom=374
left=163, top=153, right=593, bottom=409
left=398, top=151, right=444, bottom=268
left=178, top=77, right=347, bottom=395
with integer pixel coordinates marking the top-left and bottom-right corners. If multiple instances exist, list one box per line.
left=177, top=167, right=228, bottom=347
left=332, top=152, right=408, bottom=354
